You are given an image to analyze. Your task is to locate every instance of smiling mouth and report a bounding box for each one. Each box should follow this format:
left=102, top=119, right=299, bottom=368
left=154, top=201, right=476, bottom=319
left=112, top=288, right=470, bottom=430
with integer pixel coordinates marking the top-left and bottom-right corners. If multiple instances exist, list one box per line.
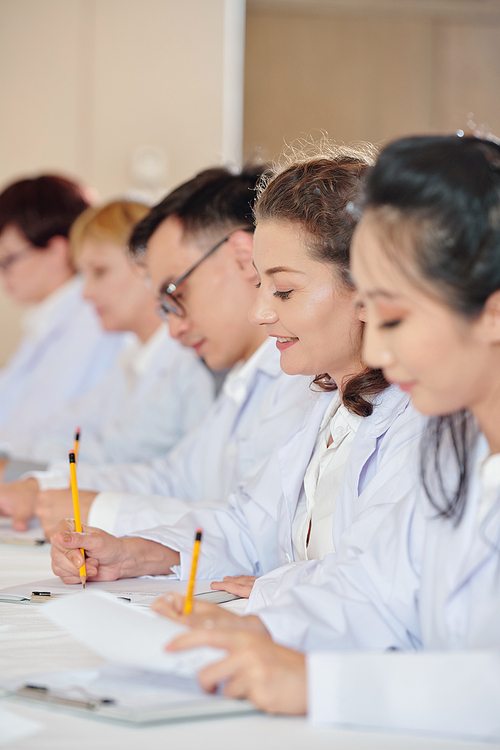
left=274, top=336, right=299, bottom=351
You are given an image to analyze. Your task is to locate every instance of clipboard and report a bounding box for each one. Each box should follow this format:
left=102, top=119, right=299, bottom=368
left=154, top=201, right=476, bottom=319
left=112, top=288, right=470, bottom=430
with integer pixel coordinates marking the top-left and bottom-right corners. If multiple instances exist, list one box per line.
left=2, top=664, right=257, bottom=726
left=0, top=577, right=242, bottom=606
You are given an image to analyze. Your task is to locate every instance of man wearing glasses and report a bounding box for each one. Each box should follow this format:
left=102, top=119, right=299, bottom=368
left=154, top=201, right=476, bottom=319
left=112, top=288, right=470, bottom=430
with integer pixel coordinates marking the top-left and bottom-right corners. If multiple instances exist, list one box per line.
left=2, top=166, right=312, bottom=536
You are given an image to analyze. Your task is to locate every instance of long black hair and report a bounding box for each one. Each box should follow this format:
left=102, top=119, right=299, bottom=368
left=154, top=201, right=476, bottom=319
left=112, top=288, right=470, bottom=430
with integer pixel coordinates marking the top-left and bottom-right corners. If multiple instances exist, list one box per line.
left=363, top=134, right=500, bottom=522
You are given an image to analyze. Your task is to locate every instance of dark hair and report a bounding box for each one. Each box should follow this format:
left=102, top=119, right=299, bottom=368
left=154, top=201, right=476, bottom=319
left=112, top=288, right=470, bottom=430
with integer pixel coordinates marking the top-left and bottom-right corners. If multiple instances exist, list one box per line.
left=129, top=165, right=266, bottom=257
left=363, top=134, right=500, bottom=522
left=0, top=174, right=90, bottom=247
left=254, top=142, right=388, bottom=418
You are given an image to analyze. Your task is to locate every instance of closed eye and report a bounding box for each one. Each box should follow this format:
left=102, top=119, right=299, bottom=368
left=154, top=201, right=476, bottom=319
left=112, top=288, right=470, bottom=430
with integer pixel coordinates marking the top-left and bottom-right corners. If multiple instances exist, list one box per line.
left=273, top=290, right=293, bottom=300
left=379, top=319, right=401, bottom=329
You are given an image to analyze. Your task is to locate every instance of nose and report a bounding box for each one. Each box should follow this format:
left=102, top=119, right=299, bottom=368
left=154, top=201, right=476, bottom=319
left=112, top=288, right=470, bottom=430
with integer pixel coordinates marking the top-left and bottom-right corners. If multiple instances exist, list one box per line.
left=362, top=319, right=395, bottom=371
left=248, top=289, right=279, bottom=327
left=168, top=313, right=191, bottom=340
left=82, top=277, right=94, bottom=302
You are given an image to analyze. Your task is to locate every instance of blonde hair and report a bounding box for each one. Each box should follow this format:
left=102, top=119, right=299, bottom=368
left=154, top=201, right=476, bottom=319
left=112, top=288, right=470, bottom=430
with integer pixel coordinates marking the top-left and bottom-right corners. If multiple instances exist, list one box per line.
left=69, top=200, right=150, bottom=262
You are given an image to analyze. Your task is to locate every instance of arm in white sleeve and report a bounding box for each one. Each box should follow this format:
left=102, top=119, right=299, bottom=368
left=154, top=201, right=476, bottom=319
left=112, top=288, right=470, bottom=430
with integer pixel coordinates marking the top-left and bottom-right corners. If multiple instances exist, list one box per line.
left=308, top=649, right=500, bottom=742
left=257, top=494, right=425, bottom=652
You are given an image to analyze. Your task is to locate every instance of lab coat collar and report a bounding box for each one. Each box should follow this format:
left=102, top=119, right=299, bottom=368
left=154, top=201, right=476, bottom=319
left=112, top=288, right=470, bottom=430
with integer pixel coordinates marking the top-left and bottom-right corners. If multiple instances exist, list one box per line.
left=118, top=323, right=169, bottom=379
left=444, top=435, right=500, bottom=600
left=277, top=384, right=414, bottom=559
left=223, top=337, right=281, bottom=406
left=22, top=275, right=82, bottom=339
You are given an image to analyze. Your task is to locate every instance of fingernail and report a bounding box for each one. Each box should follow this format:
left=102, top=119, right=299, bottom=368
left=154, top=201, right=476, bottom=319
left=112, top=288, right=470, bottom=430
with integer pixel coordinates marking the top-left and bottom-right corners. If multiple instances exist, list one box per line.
left=71, top=555, right=82, bottom=566
left=61, top=532, right=72, bottom=542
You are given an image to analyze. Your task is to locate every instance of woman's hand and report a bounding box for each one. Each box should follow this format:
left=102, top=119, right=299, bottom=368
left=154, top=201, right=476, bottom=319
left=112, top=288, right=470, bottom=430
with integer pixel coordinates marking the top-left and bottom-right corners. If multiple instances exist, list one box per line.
left=168, top=628, right=308, bottom=715
left=50, top=519, right=180, bottom=583
left=50, top=519, right=131, bottom=583
left=152, top=592, right=267, bottom=633
left=210, top=575, right=257, bottom=599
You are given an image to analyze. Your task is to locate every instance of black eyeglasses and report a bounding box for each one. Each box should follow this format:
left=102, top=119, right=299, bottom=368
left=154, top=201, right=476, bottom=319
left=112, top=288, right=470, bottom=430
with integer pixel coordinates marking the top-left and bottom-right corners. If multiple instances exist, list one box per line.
left=157, top=227, right=253, bottom=319
left=0, top=244, right=32, bottom=272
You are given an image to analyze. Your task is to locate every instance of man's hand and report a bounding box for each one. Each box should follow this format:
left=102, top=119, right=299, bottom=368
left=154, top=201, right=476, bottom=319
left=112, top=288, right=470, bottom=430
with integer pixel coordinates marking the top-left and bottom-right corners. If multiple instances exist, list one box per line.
left=168, top=628, right=307, bottom=715
left=50, top=519, right=181, bottom=584
left=0, top=478, right=39, bottom=531
left=36, top=488, right=97, bottom=539
left=210, top=575, right=257, bottom=599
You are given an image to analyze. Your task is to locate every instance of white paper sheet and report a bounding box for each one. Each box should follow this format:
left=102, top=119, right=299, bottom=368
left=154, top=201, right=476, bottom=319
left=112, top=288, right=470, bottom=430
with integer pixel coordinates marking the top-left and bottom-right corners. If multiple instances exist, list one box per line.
left=0, top=516, right=45, bottom=545
left=0, top=575, right=226, bottom=606
left=0, top=707, right=42, bottom=746
left=44, top=590, right=226, bottom=678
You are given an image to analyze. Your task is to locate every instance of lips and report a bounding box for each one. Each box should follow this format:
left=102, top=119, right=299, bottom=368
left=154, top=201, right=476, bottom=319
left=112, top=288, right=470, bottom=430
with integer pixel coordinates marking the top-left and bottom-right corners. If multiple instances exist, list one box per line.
left=390, top=380, right=417, bottom=393
left=190, top=340, right=205, bottom=356
left=272, top=335, right=299, bottom=352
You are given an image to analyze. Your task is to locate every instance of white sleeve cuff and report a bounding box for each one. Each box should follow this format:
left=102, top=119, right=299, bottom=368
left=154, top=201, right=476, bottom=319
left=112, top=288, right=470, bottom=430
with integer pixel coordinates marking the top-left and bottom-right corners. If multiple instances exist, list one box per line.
left=87, top=491, right=124, bottom=534
left=23, top=469, right=69, bottom=491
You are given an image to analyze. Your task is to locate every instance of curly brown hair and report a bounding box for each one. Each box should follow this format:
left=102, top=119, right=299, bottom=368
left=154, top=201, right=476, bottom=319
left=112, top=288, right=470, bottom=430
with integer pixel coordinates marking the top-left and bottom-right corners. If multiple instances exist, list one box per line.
left=254, top=138, right=389, bottom=417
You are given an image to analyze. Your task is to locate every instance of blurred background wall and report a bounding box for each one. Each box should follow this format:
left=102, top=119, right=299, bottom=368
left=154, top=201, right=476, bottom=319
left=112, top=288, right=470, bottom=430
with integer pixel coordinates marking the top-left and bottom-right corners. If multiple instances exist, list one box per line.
left=0, top=0, right=499, bottom=364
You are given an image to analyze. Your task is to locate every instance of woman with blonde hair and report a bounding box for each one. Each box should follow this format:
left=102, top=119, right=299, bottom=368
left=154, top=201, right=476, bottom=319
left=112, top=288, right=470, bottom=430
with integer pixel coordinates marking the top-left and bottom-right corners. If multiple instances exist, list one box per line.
left=0, top=199, right=214, bottom=533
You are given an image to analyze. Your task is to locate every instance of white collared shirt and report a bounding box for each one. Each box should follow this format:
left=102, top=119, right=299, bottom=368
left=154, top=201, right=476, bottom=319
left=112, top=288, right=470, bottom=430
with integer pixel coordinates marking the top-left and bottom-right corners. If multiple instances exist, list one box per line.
left=31, top=338, right=313, bottom=536
left=1, top=324, right=214, bottom=466
left=292, top=392, right=362, bottom=560
left=0, top=276, right=127, bottom=431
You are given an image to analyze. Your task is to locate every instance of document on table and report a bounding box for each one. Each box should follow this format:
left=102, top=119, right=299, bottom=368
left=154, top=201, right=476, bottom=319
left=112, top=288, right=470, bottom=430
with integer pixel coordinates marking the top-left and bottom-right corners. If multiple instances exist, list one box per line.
left=0, top=516, right=45, bottom=546
left=1, top=590, right=256, bottom=725
left=3, top=663, right=255, bottom=725
left=0, top=575, right=240, bottom=605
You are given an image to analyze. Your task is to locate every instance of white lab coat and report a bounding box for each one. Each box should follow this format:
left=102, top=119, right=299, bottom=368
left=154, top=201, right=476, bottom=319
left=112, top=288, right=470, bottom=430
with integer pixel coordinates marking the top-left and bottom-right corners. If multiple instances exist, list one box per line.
left=0, top=276, right=127, bottom=431
left=132, top=385, right=425, bottom=582
left=0, top=324, right=214, bottom=465
left=276, top=434, right=500, bottom=741
left=33, top=338, right=314, bottom=534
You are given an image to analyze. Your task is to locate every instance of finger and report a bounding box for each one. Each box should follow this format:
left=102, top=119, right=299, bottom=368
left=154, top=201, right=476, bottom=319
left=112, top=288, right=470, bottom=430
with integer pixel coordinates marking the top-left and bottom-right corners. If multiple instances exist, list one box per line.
left=12, top=518, right=29, bottom=531
left=168, top=626, right=252, bottom=653
left=152, top=592, right=185, bottom=618
left=198, top=652, right=248, bottom=694
left=211, top=580, right=253, bottom=598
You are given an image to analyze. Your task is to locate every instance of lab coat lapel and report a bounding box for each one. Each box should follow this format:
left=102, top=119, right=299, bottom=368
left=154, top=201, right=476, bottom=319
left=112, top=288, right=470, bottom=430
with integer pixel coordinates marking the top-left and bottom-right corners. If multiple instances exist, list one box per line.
left=277, top=393, right=332, bottom=555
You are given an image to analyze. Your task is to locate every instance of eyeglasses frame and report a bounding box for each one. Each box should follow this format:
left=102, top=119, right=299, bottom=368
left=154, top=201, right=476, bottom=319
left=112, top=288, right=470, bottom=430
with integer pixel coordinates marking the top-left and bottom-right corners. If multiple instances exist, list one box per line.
left=157, top=226, right=254, bottom=319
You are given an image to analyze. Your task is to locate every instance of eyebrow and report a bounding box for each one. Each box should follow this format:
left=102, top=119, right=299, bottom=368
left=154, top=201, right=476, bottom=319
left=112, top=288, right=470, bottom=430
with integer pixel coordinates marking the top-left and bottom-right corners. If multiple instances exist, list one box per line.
left=264, top=266, right=306, bottom=276
left=365, top=289, right=402, bottom=301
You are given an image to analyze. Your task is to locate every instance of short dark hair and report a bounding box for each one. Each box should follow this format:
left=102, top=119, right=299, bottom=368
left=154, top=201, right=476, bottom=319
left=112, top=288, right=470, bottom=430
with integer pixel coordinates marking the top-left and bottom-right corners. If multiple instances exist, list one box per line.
left=129, top=165, right=265, bottom=257
left=363, top=134, right=500, bottom=524
left=0, top=174, right=90, bottom=247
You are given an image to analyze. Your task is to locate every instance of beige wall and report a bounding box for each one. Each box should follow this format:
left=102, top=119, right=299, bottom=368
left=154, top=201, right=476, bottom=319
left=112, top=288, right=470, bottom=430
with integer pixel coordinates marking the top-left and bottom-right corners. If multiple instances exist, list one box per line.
left=0, top=0, right=243, bottom=365
left=244, top=1, right=500, bottom=161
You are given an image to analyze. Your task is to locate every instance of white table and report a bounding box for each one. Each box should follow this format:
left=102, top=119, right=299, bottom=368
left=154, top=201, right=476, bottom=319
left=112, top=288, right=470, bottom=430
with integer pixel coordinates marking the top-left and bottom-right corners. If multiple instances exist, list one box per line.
left=0, top=542, right=496, bottom=750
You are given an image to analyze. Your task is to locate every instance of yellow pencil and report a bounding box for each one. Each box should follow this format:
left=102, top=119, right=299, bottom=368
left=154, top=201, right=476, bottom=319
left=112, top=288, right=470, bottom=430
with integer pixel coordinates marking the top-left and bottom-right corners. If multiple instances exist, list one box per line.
left=73, top=427, right=81, bottom=462
left=183, top=528, right=202, bottom=614
left=69, top=451, right=86, bottom=588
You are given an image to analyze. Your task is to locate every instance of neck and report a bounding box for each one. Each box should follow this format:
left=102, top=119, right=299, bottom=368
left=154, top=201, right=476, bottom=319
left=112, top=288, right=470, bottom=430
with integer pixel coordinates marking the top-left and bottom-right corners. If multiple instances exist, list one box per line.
left=470, top=376, right=500, bottom=455
left=240, top=325, right=269, bottom=363
left=130, top=308, right=162, bottom=343
left=328, top=356, right=366, bottom=402
left=37, top=269, right=74, bottom=303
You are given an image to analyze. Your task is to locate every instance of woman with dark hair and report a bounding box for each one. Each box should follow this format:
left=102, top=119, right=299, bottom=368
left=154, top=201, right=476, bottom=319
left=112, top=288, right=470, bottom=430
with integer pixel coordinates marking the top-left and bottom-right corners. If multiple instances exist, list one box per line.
left=156, top=135, right=500, bottom=741
left=50, top=142, right=424, bottom=612
left=0, top=174, right=126, bottom=434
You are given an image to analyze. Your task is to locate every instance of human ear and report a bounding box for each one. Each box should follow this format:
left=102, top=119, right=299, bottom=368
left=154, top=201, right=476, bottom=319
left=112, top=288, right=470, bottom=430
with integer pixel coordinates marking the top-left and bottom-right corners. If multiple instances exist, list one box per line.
left=45, top=235, right=71, bottom=266
left=479, top=290, right=500, bottom=344
left=227, top=230, right=257, bottom=281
